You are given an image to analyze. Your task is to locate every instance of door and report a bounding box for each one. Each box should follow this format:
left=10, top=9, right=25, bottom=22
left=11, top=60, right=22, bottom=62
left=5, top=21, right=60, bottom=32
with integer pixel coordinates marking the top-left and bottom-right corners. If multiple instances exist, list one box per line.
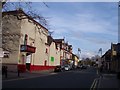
left=26, top=53, right=31, bottom=70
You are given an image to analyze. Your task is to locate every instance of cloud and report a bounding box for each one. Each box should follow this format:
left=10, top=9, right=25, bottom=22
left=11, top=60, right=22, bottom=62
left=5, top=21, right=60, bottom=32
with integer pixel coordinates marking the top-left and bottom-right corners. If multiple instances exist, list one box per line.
left=38, top=2, right=117, bottom=58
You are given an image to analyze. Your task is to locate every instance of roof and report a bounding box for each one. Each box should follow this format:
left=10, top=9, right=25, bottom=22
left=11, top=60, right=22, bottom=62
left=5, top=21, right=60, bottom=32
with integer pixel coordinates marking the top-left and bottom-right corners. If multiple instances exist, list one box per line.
left=54, top=39, right=64, bottom=43
left=112, top=44, right=117, bottom=51
left=117, top=43, right=120, bottom=52
left=47, top=36, right=54, bottom=46
left=2, top=10, right=48, bottom=32
left=68, top=45, right=72, bottom=49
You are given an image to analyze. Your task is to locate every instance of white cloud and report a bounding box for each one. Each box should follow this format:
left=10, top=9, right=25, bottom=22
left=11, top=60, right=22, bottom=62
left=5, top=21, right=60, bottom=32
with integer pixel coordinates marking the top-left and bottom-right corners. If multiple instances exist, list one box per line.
left=42, top=3, right=117, bottom=58
left=80, top=50, right=96, bottom=59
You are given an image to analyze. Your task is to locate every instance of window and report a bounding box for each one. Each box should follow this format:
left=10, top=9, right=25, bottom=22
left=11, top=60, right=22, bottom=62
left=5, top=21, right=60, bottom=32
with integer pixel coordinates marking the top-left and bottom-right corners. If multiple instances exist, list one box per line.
left=3, top=51, right=10, bottom=58
left=46, top=48, right=48, bottom=54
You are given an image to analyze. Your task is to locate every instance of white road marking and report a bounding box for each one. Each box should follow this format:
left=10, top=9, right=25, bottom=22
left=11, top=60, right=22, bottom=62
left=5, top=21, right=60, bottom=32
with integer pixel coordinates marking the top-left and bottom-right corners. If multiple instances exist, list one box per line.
left=90, top=78, right=99, bottom=90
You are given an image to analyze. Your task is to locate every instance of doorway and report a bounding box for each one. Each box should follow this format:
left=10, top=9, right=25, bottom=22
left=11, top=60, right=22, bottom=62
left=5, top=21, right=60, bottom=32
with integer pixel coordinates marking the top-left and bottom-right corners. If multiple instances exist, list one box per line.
left=26, top=53, right=31, bottom=71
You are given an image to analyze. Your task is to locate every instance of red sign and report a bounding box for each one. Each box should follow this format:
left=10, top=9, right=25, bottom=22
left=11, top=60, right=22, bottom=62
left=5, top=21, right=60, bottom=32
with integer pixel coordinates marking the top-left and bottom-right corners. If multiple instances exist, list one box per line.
left=21, top=45, right=36, bottom=53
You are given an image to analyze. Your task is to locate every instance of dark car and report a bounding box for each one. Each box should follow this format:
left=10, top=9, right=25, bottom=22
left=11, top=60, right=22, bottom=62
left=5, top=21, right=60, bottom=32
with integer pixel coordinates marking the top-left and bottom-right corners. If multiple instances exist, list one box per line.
left=81, top=65, right=87, bottom=69
left=54, top=66, right=62, bottom=72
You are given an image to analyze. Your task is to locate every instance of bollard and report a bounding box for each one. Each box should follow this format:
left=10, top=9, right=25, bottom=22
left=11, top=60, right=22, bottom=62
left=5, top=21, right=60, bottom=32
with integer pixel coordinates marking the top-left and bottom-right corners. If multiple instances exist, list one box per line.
left=117, top=72, right=120, bottom=79
left=2, top=66, right=8, bottom=78
left=18, top=69, right=20, bottom=77
left=5, top=66, right=7, bottom=78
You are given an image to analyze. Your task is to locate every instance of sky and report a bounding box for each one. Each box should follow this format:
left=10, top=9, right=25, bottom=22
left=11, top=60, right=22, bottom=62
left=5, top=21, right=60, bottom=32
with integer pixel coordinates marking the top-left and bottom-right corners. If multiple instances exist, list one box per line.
left=4, top=2, right=118, bottom=59
left=32, top=2, right=118, bottom=58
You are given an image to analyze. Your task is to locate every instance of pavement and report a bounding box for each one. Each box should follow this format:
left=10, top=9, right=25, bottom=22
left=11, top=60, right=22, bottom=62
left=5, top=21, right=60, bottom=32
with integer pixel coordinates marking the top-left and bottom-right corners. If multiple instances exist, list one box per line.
left=2, top=67, right=120, bottom=89
left=2, top=69, right=56, bottom=82
left=97, top=71, right=120, bottom=89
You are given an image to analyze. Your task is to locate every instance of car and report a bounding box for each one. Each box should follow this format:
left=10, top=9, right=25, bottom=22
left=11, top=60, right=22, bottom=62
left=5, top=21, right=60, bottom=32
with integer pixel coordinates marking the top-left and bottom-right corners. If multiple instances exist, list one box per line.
left=76, top=65, right=81, bottom=69
left=54, top=65, right=62, bottom=72
left=80, top=65, right=87, bottom=69
left=64, top=65, right=70, bottom=71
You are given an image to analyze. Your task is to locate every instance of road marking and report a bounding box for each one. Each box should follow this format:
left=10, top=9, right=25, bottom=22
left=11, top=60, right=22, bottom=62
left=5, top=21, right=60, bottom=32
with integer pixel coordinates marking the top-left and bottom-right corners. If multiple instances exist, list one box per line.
left=90, top=79, right=96, bottom=90
left=90, top=78, right=99, bottom=90
left=93, top=79, right=98, bottom=89
left=3, top=72, right=58, bottom=82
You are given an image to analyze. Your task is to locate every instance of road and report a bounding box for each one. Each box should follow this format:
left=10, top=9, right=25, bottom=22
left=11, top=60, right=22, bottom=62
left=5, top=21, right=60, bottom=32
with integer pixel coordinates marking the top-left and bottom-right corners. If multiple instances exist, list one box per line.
left=2, top=67, right=99, bottom=88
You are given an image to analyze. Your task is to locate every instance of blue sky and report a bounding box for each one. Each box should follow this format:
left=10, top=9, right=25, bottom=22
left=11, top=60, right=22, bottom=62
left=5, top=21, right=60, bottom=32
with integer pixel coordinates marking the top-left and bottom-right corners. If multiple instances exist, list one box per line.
left=4, top=2, right=118, bottom=58
left=32, top=2, right=118, bottom=58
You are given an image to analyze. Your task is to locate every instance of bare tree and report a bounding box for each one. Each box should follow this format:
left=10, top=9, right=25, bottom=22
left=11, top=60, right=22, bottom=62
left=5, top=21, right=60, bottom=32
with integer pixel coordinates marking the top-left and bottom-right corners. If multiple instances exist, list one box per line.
left=2, top=1, right=50, bottom=53
left=48, top=31, right=54, bottom=36
left=2, top=1, right=49, bottom=28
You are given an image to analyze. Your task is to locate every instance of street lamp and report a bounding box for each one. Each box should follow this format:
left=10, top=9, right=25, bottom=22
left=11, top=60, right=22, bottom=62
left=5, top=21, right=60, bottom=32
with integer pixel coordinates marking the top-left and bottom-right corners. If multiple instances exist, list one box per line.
left=98, top=48, right=102, bottom=57
left=78, top=48, right=81, bottom=59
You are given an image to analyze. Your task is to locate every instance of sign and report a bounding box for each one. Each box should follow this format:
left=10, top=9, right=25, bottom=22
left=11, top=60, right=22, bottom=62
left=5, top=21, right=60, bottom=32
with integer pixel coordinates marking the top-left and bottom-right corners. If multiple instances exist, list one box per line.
left=112, top=51, right=117, bottom=56
left=20, top=45, right=36, bottom=53
left=51, top=57, right=54, bottom=62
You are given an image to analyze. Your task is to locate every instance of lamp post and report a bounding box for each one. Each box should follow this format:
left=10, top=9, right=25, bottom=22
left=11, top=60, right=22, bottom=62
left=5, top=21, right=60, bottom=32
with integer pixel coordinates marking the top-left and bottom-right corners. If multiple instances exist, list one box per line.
left=78, top=48, right=81, bottom=59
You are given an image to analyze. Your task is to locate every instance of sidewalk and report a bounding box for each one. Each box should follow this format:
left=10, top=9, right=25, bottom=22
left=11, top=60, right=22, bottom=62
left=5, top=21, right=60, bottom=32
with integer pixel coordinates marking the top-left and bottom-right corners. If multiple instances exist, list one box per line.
left=97, top=71, right=120, bottom=89
left=2, top=69, right=55, bottom=81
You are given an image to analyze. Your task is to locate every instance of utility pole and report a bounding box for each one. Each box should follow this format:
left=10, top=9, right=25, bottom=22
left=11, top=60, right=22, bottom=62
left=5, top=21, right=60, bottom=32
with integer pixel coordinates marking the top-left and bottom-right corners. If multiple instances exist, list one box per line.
left=98, top=48, right=102, bottom=57
left=118, top=1, right=120, bottom=43
left=78, top=48, right=81, bottom=59
left=117, top=1, right=120, bottom=79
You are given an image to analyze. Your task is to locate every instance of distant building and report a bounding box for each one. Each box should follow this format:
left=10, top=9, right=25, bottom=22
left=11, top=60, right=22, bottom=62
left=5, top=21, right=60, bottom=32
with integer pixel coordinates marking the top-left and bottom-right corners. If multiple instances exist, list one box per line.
left=102, top=43, right=120, bottom=73
left=54, top=39, right=73, bottom=66
left=72, top=54, right=79, bottom=68
left=111, top=43, right=120, bottom=72
left=101, top=49, right=111, bottom=71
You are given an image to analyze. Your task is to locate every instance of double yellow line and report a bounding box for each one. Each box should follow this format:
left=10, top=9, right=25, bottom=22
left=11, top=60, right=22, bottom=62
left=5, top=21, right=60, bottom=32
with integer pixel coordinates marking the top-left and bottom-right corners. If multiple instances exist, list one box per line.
left=90, top=78, right=99, bottom=90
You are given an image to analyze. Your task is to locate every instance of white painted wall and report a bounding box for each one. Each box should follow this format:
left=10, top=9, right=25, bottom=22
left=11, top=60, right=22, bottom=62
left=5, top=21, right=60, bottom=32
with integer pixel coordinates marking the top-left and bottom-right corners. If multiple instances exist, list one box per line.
left=20, top=18, right=48, bottom=66
left=49, top=42, right=60, bottom=66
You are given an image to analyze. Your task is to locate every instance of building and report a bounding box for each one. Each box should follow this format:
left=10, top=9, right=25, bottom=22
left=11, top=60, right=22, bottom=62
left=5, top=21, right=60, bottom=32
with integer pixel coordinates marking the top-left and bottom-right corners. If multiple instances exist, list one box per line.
left=54, top=39, right=65, bottom=65
left=54, top=39, right=73, bottom=66
left=72, top=54, right=79, bottom=68
left=101, top=49, right=111, bottom=71
left=102, top=43, right=120, bottom=73
left=2, top=10, right=54, bottom=72
left=47, top=36, right=61, bottom=66
left=111, top=43, right=120, bottom=73
left=2, top=9, right=75, bottom=73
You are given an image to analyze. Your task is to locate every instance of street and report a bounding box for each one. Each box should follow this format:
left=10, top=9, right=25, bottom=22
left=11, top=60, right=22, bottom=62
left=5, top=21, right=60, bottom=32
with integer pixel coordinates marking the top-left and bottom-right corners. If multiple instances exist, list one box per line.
left=2, top=67, right=99, bottom=88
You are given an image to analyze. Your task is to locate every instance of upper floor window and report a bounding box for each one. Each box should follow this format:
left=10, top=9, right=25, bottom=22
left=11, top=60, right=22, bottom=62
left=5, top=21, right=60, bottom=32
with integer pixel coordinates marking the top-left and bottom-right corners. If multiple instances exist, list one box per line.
left=45, top=48, right=48, bottom=54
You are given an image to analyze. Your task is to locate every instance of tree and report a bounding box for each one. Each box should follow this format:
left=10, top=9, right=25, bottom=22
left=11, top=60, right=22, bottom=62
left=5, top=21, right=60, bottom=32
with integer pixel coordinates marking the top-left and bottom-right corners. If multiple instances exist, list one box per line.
left=2, top=1, right=49, bottom=28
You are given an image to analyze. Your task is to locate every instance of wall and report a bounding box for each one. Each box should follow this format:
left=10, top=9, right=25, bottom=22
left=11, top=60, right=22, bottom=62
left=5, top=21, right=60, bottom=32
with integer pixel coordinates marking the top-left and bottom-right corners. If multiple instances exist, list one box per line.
left=2, top=14, right=21, bottom=71
left=49, top=42, right=60, bottom=66
left=20, top=17, right=48, bottom=67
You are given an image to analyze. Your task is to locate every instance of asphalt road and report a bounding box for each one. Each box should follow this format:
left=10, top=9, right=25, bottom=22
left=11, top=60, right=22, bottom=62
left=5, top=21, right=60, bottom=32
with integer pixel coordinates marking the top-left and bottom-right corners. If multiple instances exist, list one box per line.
left=2, top=67, right=99, bottom=88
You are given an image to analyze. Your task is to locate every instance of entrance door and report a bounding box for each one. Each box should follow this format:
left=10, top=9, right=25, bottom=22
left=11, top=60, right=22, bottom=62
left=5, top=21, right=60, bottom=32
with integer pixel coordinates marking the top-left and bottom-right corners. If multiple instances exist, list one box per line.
left=26, top=53, right=31, bottom=70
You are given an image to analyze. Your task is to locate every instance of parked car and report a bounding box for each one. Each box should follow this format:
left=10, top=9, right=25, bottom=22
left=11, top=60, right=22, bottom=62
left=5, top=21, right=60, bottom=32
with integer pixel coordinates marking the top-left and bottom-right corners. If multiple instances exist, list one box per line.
left=76, top=65, right=81, bottom=69
left=64, top=65, right=70, bottom=71
left=81, top=65, right=87, bottom=69
left=54, top=65, right=62, bottom=72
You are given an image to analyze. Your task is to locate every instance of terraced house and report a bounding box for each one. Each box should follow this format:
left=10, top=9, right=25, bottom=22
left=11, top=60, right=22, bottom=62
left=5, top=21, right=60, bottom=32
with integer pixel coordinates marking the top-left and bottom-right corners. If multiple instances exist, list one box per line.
left=54, top=39, right=73, bottom=66
left=2, top=10, right=55, bottom=72
left=2, top=9, right=78, bottom=73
